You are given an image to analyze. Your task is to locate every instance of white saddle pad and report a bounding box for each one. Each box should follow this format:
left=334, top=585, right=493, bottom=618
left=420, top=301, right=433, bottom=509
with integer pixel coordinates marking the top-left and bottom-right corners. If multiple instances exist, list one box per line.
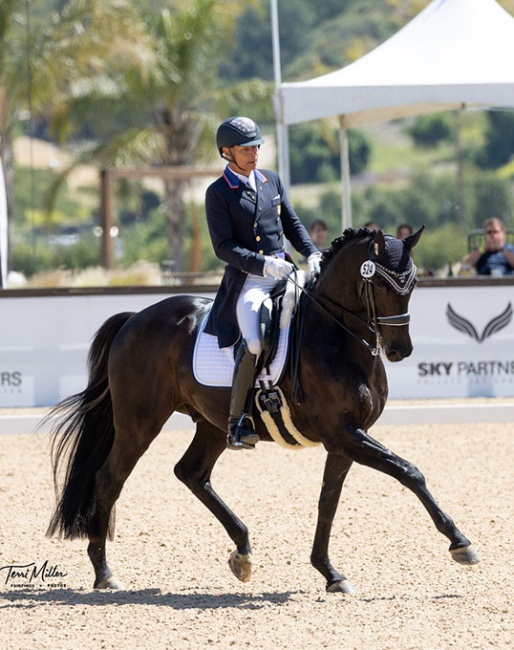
left=192, top=310, right=290, bottom=388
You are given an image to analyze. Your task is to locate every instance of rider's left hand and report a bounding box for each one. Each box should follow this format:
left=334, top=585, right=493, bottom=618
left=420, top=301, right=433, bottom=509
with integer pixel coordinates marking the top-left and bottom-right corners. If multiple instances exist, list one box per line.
left=308, top=252, right=322, bottom=277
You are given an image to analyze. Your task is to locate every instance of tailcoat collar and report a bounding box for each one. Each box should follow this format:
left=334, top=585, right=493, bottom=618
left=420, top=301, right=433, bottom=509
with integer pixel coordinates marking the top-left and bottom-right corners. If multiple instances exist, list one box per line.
left=223, top=165, right=268, bottom=189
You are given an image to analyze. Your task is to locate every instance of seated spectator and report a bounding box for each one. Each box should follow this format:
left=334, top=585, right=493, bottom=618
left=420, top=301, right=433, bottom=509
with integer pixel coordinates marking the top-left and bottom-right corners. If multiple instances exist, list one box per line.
left=308, top=219, right=328, bottom=251
left=299, top=219, right=329, bottom=266
left=396, top=223, right=413, bottom=239
left=461, top=217, right=514, bottom=276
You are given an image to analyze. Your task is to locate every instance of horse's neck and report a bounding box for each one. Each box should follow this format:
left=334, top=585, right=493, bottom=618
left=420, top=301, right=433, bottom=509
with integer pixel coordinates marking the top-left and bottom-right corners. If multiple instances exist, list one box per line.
left=301, top=290, right=369, bottom=359
left=304, top=263, right=380, bottom=361
left=299, top=296, right=386, bottom=402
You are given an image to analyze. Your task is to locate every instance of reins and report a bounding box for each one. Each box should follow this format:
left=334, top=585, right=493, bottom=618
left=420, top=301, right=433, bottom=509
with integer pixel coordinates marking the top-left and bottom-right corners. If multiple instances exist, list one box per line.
left=286, top=274, right=378, bottom=405
left=285, top=234, right=418, bottom=403
left=295, top=281, right=377, bottom=353
left=287, top=260, right=415, bottom=357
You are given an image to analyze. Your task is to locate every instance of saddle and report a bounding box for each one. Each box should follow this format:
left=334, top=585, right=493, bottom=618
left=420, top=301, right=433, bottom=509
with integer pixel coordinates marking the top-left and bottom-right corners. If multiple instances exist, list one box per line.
left=257, top=279, right=287, bottom=367
left=192, top=271, right=308, bottom=390
left=193, top=271, right=320, bottom=450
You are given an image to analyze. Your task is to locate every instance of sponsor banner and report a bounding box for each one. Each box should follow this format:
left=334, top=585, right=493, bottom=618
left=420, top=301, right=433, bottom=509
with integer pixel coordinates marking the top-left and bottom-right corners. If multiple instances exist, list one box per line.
left=386, top=285, right=514, bottom=398
left=0, top=284, right=513, bottom=407
left=0, top=292, right=190, bottom=408
left=0, top=370, right=34, bottom=406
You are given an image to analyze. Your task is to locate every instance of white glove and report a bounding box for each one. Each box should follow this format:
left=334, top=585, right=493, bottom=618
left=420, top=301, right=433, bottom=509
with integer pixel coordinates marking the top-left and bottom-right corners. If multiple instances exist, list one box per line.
left=308, top=252, right=322, bottom=276
left=264, top=256, right=294, bottom=280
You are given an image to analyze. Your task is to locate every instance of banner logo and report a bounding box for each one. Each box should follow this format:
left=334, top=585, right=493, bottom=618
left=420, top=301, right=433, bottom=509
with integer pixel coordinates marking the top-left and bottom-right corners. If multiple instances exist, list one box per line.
left=446, top=302, right=512, bottom=343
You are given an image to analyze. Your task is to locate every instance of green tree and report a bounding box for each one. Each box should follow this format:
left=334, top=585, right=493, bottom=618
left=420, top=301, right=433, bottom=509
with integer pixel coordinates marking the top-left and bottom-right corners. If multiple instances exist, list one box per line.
left=1, top=0, right=150, bottom=272
left=475, top=110, right=514, bottom=169
left=406, top=113, right=454, bottom=149
left=0, top=0, right=32, bottom=260
left=415, top=223, right=467, bottom=273
left=289, top=122, right=370, bottom=184
left=53, top=0, right=271, bottom=272
left=464, top=168, right=514, bottom=227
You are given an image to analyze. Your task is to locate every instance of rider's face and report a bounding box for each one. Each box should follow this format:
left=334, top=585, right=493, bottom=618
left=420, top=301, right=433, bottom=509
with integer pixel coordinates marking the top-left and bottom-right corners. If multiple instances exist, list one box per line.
left=225, top=145, right=259, bottom=175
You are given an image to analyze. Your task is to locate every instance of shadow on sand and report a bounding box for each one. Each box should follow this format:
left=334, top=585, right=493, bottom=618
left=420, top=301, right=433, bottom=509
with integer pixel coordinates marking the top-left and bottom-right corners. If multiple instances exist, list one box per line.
left=0, top=587, right=296, bottom=610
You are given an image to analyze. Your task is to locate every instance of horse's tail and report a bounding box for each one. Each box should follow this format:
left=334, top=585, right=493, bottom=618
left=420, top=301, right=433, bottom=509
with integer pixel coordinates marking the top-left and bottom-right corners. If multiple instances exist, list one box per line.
left=46, top=311, right=135, bottom=540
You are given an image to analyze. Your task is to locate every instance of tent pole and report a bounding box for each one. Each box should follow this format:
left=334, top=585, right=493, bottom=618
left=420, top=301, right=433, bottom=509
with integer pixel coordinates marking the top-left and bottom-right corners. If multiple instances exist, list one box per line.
left=455, top=105, right=465, bottom=226
left=276, top=121, right=290, bottom=193
left=339, top=115, right=352, bottom=230
left=270, top=0, right=290, bottom=192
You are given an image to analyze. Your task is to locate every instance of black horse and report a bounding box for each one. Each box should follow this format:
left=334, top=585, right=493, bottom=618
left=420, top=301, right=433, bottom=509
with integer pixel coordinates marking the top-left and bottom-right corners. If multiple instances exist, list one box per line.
left=47, top=227, right=479, bottom=593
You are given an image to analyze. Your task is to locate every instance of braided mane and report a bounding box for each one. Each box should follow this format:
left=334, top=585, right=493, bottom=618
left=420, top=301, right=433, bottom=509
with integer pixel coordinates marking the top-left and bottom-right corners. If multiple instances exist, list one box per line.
left=326, top=227, right=373, bottom=254
left=320, top=226, right=414, bottom=278
left=320, top=227, right=374, bottom=272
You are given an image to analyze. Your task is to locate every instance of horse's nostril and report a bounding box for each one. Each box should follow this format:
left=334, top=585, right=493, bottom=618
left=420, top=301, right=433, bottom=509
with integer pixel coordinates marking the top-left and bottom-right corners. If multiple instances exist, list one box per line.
left=386, top=347, right=411, bottom=363
left=388, top=350, right=401, bottom=362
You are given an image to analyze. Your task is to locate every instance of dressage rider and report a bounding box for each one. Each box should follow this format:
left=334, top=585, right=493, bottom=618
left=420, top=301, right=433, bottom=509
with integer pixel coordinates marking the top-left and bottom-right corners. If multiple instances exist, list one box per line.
left=205, top=116, right=322, bottom=450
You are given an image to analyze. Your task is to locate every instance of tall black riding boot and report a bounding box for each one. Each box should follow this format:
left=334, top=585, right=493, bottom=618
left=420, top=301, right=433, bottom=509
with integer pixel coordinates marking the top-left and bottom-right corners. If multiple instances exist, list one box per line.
left=227, top=341, right=260, bottom=450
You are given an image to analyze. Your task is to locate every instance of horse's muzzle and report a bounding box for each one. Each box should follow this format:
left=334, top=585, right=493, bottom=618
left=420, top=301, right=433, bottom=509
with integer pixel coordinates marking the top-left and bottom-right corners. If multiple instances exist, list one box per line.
left=384, top=340, right=413, bottom=363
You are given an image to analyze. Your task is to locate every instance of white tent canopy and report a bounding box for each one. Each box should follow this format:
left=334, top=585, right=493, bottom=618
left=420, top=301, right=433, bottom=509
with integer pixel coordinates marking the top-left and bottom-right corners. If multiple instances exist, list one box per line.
left=277, top=0, right=514, bottom=226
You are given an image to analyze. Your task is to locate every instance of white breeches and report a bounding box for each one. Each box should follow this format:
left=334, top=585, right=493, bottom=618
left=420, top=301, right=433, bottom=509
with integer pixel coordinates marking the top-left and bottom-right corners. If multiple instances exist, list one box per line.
left=236, top=273, right=278, bottom=356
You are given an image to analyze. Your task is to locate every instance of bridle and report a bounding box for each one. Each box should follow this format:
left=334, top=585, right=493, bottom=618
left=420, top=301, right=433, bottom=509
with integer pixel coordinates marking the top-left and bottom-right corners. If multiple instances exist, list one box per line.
left=288, top=257, right=417, bottom=357
left=359, top=260, right=417, bottom=354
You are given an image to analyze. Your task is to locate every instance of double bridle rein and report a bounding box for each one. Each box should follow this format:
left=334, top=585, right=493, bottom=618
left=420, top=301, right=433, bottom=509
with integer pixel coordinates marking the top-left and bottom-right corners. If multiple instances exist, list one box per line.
left=289, top=258, right=417, bottom=357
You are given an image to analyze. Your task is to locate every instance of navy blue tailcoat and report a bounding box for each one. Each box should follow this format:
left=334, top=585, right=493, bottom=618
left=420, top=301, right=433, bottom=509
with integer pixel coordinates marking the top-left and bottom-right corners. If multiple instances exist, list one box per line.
left=205, top=165, right=317, bottom=348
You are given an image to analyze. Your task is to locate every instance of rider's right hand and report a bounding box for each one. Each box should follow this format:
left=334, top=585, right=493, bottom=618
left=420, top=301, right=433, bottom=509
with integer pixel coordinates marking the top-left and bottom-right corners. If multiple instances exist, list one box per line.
left=264, top=256, right=294, bottom=280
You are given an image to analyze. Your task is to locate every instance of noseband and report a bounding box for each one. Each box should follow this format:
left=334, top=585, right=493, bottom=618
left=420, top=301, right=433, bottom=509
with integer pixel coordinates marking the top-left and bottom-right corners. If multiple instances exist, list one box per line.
left=360, top=259, right=417, bottom=355
left=292, top=251, right=417, bottom=357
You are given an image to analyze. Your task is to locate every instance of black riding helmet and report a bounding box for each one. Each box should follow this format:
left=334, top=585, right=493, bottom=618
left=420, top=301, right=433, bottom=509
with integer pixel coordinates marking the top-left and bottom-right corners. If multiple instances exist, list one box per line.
left=216, top=116, right=265, bottom=156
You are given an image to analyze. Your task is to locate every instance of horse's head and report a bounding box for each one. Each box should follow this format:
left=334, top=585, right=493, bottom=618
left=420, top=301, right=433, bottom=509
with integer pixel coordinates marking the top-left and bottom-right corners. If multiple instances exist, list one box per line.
left=315, top=226, right=424, bottom=362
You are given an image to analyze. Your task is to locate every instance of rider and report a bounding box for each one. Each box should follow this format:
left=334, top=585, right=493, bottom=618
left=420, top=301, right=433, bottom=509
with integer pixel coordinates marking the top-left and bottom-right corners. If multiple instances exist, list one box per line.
left=205, top=116, right=322, bottom=450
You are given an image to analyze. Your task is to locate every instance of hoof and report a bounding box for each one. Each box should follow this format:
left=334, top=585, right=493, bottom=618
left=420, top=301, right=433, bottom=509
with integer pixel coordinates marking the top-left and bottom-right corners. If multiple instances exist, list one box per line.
left=326, top=579, right=356, bottom=594
left=228, top=550, right=253, bottom=583
left=450, top=544, right=481, bottom=566
left=94, top=576, right=125, bottom=590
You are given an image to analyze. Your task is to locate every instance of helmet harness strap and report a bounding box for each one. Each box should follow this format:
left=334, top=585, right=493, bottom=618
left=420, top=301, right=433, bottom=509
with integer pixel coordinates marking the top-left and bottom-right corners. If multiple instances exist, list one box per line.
left=223, top=147, right=250, bottom=175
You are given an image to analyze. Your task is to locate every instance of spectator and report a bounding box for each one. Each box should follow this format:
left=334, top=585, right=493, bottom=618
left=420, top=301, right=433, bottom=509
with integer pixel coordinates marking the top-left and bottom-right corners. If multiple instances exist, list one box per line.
left=364, top=220, right=379, bottom=230
left=308, top=219, right=328, bottom=251
left=461, top=217, right=514, bottom=276
left=396, top=223, right=413, bottom=239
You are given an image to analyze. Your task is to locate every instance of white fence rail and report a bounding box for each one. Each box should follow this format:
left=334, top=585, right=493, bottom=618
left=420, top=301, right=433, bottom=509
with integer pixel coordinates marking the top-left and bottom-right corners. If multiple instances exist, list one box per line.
left=1, top=279, right=513, bottom=408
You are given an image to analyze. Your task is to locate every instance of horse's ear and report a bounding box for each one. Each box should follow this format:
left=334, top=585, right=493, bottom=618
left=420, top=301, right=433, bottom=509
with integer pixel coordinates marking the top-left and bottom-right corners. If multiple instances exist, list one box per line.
left=372, top=229, right=386, bottom=256
left=403, top=225, right=425, bottom=251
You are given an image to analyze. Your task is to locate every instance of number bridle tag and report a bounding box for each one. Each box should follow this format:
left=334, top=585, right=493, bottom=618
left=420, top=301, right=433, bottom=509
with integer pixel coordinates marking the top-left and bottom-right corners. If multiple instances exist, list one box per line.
left=360, top=260, right=376, bottom=279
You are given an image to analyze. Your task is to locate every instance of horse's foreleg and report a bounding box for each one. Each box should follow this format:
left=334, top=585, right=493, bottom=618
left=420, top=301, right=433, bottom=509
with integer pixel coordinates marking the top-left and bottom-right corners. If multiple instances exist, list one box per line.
left=339, top=427, right=480, bottom=565
left=174, top=422, right=253, bottom=583
left=311, top=452, right=356, bottom=594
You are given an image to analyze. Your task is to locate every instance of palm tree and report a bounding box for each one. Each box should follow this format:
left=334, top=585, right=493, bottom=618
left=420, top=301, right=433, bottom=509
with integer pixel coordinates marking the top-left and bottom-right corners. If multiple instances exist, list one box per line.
left=59, top=0, right=271, bottom=272
left=0, top=0, right=31, bottom=271
left=0, top=0, right=151, bottom=278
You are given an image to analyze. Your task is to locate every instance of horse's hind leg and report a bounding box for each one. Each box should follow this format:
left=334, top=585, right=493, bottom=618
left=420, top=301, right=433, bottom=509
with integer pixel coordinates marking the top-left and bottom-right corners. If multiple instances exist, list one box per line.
left=174, top=421, right=253, bottom=583
left=337, top=427, right=480, bottom=565
left=88, top=426, right=162, bottom=589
